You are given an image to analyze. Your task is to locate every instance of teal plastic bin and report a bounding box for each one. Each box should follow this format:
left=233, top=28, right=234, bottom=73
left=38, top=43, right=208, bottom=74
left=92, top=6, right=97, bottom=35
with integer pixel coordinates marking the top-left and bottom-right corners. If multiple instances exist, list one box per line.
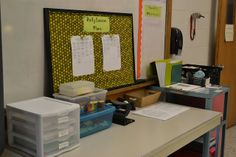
left=80, top=105, right=115, bottom=138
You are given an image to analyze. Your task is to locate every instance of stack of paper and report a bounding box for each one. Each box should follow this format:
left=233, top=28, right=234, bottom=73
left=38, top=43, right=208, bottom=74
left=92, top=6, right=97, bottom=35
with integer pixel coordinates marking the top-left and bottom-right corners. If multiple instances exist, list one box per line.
left=133, top=102, right=190, bottom=120
left=168, top=83, right=200, bottom=91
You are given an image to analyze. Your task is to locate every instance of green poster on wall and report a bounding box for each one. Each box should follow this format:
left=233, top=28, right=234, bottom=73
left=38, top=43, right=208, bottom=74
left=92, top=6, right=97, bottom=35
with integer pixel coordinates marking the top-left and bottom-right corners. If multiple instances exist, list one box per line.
left=83, top=16, right=110, bottom=32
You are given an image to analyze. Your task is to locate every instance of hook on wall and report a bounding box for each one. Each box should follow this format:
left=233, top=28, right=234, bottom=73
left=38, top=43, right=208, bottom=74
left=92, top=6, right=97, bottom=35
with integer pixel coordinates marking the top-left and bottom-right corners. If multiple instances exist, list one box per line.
left=190, top=12, right=205, bottom=40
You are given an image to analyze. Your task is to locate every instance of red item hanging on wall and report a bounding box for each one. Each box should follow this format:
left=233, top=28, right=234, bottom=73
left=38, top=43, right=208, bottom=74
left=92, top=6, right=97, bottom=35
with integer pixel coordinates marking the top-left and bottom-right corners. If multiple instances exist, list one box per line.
left=190, top=13, right=205, bottom=40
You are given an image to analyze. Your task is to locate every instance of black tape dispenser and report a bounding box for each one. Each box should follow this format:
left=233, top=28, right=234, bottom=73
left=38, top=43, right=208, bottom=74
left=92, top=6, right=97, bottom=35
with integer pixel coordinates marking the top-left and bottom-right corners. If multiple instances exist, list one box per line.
left=108, top=99, right=135, bottom=126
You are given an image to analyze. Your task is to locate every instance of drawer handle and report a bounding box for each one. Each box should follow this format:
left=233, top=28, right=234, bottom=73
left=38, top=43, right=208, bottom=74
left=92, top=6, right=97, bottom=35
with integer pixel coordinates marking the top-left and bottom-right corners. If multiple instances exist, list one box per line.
left=59, top=141, right=69, bottom=150
left=58, top=129, right=69, bottom=137
left=58, top=116, right=69, bottom=124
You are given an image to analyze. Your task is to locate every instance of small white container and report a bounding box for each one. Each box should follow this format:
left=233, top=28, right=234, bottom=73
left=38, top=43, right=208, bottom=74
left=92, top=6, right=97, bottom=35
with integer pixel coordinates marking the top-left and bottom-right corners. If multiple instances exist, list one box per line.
left=59, top=80, right=95, bottom=97
left=7, top=97, right=80, bottom=157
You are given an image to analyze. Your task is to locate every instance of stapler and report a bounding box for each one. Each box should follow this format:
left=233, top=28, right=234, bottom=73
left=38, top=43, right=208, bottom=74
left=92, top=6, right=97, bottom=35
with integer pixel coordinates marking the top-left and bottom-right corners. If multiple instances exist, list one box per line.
left=116, top=97, right=136, bottom=111
left=108, top=100, right=135, bottom=126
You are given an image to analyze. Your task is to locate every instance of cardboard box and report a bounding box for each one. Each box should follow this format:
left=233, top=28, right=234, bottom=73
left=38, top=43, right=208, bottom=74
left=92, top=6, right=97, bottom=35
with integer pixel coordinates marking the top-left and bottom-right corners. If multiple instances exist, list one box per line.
left=125, top=89, right=161, bottom=107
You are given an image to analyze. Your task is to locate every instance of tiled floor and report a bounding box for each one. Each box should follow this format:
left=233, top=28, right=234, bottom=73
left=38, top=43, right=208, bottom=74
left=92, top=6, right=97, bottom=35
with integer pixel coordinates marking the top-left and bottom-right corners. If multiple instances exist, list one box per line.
left=225, top=125, right=236, bottom=157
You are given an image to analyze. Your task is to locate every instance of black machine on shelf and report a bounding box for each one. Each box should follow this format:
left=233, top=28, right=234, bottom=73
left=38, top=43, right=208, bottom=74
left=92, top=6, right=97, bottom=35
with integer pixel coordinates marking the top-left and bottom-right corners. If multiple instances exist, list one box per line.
left=182, top=64, right=223, bottom=86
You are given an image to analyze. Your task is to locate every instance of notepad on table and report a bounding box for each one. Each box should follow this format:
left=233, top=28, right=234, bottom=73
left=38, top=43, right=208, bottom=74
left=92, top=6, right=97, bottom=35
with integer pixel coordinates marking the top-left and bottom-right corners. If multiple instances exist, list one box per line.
left=168, top=83, right=201, bottom=91
left=133, top=102, right=190, bottom=120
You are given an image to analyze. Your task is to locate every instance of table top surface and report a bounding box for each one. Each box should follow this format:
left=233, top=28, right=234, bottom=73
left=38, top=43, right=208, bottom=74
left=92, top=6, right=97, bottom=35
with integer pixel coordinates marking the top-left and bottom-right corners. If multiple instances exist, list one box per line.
left=3, top=105, right=221, bottom=157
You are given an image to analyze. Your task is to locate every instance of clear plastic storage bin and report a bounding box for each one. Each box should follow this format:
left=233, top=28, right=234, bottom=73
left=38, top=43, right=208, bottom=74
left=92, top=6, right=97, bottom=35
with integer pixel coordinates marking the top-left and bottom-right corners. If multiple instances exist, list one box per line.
left=80, top=105, right=115, bottom=138
left=53, top=88, right=107, bottom=114
left=6, top=97, right=80, bottom=157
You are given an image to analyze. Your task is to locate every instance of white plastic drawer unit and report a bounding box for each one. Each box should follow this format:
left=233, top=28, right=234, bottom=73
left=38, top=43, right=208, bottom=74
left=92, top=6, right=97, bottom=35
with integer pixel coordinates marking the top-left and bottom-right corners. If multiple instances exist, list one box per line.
left=6, top=97, right=80, bottom=157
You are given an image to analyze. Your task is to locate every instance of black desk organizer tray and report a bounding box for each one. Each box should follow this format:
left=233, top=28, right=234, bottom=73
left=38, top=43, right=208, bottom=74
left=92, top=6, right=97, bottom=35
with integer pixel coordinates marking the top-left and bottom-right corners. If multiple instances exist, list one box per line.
left=182, top=64, right=223, bottom=85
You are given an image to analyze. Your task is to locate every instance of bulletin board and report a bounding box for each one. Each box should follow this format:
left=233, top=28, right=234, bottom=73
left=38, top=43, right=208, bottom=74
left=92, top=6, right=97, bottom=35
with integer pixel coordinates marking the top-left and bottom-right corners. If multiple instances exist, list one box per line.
left=44, top=8, right=135, bottom=94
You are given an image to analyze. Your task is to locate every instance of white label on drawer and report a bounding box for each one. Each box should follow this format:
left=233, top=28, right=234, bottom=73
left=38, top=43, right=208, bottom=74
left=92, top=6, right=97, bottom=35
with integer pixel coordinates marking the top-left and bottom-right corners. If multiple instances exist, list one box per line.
left=59, top=141, right=69, bottom=150
left=58, top=129, right=69, bottom=137
left=58, top=116, right=69, bottom=124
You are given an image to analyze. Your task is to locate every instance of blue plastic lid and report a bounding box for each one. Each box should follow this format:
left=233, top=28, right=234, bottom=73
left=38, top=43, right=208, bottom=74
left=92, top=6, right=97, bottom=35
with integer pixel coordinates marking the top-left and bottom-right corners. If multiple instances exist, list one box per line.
left=80, top=105, right=115, bottom=121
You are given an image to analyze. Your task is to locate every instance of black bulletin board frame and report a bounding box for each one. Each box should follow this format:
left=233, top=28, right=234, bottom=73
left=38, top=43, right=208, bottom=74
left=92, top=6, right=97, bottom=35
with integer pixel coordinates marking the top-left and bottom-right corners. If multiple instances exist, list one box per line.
left=44, top=8, right=136, bottom=95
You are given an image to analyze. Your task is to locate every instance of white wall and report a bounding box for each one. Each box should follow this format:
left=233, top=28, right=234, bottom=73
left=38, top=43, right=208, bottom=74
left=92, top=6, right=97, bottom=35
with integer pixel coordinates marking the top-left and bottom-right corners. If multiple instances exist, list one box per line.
left=141, top=0, right=166, bottom=78
left=171, top=0, right=217, bottom=65
left=1, top=0, right=138, bottom=104
left=2, top=0, right=217, bottom=104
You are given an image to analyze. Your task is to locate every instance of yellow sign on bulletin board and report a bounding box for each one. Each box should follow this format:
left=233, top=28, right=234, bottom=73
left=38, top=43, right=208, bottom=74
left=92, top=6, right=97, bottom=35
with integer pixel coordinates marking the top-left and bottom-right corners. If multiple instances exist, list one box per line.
left=83, top=16, right=110, bottom=32
left=44, top=8, right=135, bottom=94
left=144, top=5, right=161, bottom=17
